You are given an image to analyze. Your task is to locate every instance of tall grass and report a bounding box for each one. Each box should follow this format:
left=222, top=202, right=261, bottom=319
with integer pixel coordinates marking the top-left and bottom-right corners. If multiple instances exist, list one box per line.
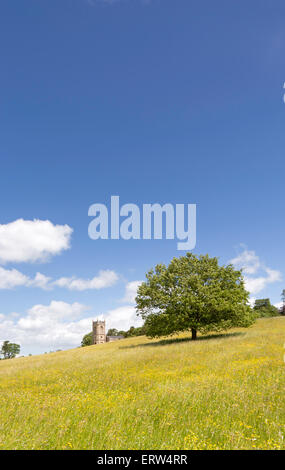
left=0, top=317, right=284, bottom=449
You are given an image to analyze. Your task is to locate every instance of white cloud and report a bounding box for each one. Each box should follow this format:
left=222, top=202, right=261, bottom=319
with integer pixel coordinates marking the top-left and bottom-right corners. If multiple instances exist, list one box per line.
left=230, top=249, right=260, bottom=275
left=0, top=266, right=30, bottom=289
left=53, top=270, right=119, bottom=291
left=244, top=268, right=282, bottom=295
left=18, top=301, right=89, bottom=331
left=121, top=280, right=142, bottom=303
left=0, top=301, right=91, bottom=351
left=230, top=248, right=282, bottom=295
left=274, top=301, right=283, bottom=309
left=0, top=220, right=118, bottom=292
left=0, top=267, right=118, bottom=291
left=0, top=267, right=52, bottom=291
left=0, top=219, right=73, bottom=264
left=27, top=272, right=52, bottom=290
left=0, top=300, right=142, bottom=354
left=248, top=297, right=256, bottom=308
left=98, top=306, right=143, bottom=331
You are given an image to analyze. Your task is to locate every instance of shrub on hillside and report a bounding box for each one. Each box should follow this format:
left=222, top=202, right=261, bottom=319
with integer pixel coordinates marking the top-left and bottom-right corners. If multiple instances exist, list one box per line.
left=253, top=299, right=279, bottom=318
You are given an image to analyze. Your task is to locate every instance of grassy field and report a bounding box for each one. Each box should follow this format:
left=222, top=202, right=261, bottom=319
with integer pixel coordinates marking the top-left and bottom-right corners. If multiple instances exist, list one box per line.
left=0, top=317, right=284, bottom=450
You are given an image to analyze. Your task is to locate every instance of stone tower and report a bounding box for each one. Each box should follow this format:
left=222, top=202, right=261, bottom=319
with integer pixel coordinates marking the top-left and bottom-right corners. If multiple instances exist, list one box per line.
left=92, top=320, right=106, bottom=344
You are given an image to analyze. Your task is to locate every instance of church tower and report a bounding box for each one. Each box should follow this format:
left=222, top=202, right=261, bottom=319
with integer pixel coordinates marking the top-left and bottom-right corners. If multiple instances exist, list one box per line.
left=92, top=320, right=106, bottom=344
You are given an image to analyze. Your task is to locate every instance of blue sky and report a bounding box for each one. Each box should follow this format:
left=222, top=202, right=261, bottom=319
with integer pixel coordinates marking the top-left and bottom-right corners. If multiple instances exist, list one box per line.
left=0, top=0, right=285, bottom=354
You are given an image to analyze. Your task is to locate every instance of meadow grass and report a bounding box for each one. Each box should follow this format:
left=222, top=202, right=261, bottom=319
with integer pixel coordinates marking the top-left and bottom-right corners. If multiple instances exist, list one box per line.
left=0, top=317, right=284, bottom=450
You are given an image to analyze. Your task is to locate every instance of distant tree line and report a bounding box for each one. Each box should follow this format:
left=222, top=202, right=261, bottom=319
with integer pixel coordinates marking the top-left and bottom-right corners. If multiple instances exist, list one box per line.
left=108, top=325, right=147, bottom=338
left=253, top=298, right=283, bottom=318
left=81, top=325, right=147, bottom=347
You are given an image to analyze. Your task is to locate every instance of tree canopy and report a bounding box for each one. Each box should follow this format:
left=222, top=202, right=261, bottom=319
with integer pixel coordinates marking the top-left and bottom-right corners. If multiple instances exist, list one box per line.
left=124, top=325, right=147, bottom=337
left=253, top=299, right=279, bottom=318
left=107, top=328, right=127, bottom=337
left=81, top=332, right=93, bottom=347
left=136, top=253, right=255, bottom=340
left=0, top=341, right=20, bottom=359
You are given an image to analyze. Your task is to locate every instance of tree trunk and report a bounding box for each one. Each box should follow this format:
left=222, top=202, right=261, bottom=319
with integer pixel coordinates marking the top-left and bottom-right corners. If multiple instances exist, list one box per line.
left=191, top=328, right=197, bottom=340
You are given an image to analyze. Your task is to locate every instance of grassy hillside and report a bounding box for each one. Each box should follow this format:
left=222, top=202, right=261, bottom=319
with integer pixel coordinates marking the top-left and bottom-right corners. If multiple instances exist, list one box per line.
left=0, top=317, right=284, bottom=450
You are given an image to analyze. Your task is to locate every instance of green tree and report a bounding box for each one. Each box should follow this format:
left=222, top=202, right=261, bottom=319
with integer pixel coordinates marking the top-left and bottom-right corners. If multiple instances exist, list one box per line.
left=0, top=341, right=20, bottom=359
left=117, top=330, right=127, bottom=337
left=124, top=325, right=147, bottom=337
left=125, top=326, right=136, bottom=337
left=107, top=328, right=119, bottom=336
left=136, top=253, right=255, bottom=340
left=253, top=299, right=279, bottom=318
left=81, top=332, right=93, bottom=347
